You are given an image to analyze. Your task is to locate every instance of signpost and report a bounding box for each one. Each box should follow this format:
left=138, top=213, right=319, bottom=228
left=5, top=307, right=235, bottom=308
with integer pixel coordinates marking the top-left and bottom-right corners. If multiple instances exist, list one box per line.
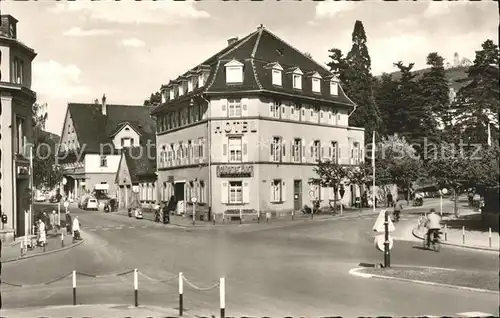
left=373, top=209, right=395, bottom=268
left=309, top=189, right=316, bottom=220
left=339, top=186, right=345, bottom=215
left=440, top=188, right=448, bottom=217
left=191, top=196, right=197, bottom=225
left=64, top=201, right=69, bottom=213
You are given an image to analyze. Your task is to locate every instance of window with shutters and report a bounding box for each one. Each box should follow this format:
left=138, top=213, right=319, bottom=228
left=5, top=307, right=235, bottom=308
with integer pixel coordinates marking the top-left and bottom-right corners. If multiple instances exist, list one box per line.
left=187, top=140, right=193, bottom=164
left=271, top=179, right=282, bottom=202
left=198, top=137, right=204, bottom=161
left=271, top=136, right=282, bottom=162
left=199, top=181, right=206, bottom=203
left=312, top=140, right=320, bottom=162
left=169, top=144, right=175, bottom=166
left=229, top=181, right=243, bottom=204
left=352, top=142, right=361, bottom=165
left=228, top=99, right=242, bottom=118
left=292, top=138, right=301, bottom=162
left=177, top=143, right=183, bottom=165
left=228, top=137, right=242, bottom=162
left=330, top=141, right=339, bottom=164
left=270, top=100, right=281, bottom=118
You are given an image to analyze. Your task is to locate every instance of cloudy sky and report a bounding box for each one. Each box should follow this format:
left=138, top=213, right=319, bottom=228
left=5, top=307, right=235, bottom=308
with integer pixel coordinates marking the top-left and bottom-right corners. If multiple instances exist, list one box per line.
left=2, top=0, right=498, bottom=134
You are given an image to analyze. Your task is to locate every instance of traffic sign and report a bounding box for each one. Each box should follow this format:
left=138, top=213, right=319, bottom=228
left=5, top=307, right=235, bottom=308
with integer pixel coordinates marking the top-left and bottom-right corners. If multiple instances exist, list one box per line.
left=372, top=210, right=395, bottom=233
left=191, top=196, right=198, bottom=203
left=309, top=190, right=316, bottom=199
left=374, top=234, right=394, bottom=251
left=64, top=201, right=69, bottom=208
left=441, top=188, right=448, bottom=195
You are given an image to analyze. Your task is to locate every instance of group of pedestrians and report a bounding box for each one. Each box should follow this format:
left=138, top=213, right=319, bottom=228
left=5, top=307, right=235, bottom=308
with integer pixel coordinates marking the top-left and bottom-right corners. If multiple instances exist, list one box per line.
left=65, top=210, right=81, bottom=241
left=34, top=209, right=82, bottom=246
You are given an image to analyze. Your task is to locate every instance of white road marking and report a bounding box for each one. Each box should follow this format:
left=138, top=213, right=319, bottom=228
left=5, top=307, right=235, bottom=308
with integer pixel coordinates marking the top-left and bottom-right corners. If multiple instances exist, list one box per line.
left=457, top=312, right=494, bottom=317
left=128, top=226, right=135, bottom=229
left=141, top=225, right=148, bottom=228
left=116, top=227, right=123, bottom=230
left=101, top=228, right=109, bottom=231
left=89, top=229, right=96, bottom=232
left=348, top=267, right=373, bottom=278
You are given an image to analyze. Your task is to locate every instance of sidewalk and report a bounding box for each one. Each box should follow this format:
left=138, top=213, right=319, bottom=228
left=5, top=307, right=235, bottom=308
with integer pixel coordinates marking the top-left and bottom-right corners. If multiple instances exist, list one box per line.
left=0, top=304, right=194, bottom=318
left=413, top=210, right=499, bottom=251
left=1, top=230, right=83, bottom=263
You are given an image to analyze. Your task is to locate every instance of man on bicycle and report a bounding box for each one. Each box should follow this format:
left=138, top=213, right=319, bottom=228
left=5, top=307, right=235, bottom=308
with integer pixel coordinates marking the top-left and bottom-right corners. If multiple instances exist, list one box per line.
left=393, top=198, right=403, bottom=221
left=425, top=208, right=441, bottom=245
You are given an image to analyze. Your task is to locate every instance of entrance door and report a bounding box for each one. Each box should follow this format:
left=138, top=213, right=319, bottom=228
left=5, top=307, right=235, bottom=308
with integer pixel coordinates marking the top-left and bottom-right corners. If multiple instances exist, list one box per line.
left=174, top=182, right=185, bottom=202
left=294, top=180, right=302, bottom=212
left=16, top=181, right=26, bottom=237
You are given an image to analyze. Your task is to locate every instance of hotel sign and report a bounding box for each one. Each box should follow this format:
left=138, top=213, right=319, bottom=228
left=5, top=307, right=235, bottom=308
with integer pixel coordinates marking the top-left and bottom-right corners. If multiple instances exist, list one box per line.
left=214, top=121, right=257, bottom=134
left=217, top=165, right=254, bottom=177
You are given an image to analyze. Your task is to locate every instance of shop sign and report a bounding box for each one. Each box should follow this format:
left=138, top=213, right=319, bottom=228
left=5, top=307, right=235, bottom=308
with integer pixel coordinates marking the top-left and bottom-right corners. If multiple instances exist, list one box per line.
left=214, top=121, right=257, bottom=134
left=217, top=165, right=253, bottom=177
left=17, top=164, right=30, bottom=177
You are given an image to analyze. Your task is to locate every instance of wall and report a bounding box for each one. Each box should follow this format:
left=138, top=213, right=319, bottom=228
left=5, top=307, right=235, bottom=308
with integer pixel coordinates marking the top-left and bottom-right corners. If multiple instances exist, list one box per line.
left=0, top=45, right=11, bottom=83
left=85, top=172, right=117, bottom=198
left=115, top=154, right=132, bottom=186
left=59, top=111, right=80, bottom=152
left=111, top=124, right=141, bottom=149
left=0, top=95, right=14, bottom=231
left=84, top=153, right=120, bottom=173
left=9, top=45, right=33, bottom=88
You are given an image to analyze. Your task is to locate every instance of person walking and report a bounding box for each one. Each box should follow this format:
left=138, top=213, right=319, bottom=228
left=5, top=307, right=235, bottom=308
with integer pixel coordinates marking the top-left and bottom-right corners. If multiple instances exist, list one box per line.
left=50, top=210, right=57, bottom=233
left=65, top=210, right=72, bottom=235
left=38, top=219, right=46, bottom=247
left=393, top=198, right=404, bottom=222
left=387, top=193, right=393, bottom=208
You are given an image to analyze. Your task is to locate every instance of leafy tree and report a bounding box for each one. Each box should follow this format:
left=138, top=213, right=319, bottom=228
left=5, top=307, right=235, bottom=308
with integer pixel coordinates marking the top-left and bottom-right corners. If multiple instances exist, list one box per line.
left=451, top=40, right=499, bottom=144
left=373, top=73, right=397, bottom=136
left=144, top=91, right=162, bottom=107
left=346, top=162, right=372, bottom=207
left=327, top=20, right=381, bottom=140
left=419, top=52, right=450, bottom=134
left=32, top=103, right=63, bottom=189
left=312, top=160, right=349, bottom=212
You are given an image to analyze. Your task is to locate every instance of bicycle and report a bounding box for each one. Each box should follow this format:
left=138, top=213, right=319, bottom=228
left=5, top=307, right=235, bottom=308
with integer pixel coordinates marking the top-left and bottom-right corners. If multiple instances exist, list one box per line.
left=423, top=229, right=442, bottom=252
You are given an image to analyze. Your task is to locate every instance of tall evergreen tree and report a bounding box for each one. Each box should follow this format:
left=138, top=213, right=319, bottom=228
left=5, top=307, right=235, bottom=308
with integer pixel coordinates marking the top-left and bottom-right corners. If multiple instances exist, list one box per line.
left=327, top=20, right=381, bottom=141
left=419, top=52, right=450, bottom=134
left=451, top=39, right=499, bottom=144
left=373, top=73, right=397, bottom=135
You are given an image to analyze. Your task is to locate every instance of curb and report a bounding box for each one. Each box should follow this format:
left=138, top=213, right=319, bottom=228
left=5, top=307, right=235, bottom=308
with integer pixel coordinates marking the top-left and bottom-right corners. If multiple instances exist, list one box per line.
left=412, top=228, right=498, bottom=252
left=349, top=267, right=500, bottom=295
left=2, top=238, right=85, bottom=264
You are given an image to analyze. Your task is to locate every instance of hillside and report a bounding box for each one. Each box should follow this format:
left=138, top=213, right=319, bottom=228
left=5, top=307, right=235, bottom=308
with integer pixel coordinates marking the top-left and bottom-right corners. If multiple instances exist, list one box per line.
left=377, top=66, right=470, bottom=91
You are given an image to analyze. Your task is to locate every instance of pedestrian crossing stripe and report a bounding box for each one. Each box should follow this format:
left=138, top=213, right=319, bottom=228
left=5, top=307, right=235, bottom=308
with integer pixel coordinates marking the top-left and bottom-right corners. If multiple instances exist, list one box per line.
left=457, top=312, right=495, bottom=317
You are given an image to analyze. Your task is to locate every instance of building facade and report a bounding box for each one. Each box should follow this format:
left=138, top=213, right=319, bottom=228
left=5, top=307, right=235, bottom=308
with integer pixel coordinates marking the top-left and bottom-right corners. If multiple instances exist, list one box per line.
left=57, top=96, right=156, bottom=202
left=0, top=15, right=37, bottom=241
left=151, top=26, right=365, bottom=220
left=115, top=146, right=157, bottom=210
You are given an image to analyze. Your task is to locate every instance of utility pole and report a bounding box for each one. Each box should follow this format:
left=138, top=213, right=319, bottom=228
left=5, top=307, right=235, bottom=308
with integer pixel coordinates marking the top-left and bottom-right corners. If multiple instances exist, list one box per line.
left=384, top=210, right=390, bottom=268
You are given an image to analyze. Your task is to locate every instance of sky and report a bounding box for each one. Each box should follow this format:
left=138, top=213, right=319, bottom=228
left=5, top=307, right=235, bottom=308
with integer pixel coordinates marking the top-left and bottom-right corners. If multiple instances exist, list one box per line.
left=2, top=0, right=498, bottom=135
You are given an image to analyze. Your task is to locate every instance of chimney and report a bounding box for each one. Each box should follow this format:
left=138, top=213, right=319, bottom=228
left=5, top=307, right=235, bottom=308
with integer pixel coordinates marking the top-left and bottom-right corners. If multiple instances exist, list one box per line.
left=227, top=37, right=238, bottom=46
left=102, top=94, right=107, bottom=115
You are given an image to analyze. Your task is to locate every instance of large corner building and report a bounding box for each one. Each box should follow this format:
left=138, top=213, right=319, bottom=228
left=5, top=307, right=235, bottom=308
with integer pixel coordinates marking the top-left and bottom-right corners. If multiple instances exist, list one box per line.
left=151, top=26, right=365, bottom=220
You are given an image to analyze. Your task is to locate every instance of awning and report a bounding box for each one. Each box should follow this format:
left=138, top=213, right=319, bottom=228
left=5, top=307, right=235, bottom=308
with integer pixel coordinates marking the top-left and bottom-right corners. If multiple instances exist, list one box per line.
left=95, top=184, right=109, bottom=190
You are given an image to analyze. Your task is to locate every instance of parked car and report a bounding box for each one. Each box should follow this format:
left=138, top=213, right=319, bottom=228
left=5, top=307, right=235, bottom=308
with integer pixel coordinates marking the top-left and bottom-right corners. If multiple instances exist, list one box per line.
left=86, top=198, right=99, bottom=211
left=34, top=193, right=46, bottom=202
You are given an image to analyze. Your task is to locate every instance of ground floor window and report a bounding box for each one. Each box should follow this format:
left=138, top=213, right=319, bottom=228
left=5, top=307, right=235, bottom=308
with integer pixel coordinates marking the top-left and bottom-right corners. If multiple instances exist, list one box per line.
left=229, top=181, right=243, bottom=204
left=271, top=179, right=282, bottom=202
left=199, top=180, right=206, bottom=203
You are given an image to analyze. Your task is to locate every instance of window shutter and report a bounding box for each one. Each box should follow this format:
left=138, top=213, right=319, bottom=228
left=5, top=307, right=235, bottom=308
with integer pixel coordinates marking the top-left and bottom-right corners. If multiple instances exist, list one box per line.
left=242, top=138, right=248, bottom=162
left=222, top=101, right=227, bottom=117
left=281, top=139, right=286, bottom=160
left=269, top=141, right=274, bottom=161
left=282, top=180, right=287, bottom=202
left=290, top=140, right=294, bottom=161
left=222, top=142, right=228, bottom=162
left=269, top=181, right=274, bottom=203
left=301, top=138, right=306, bottom=163
left=328, top=145, right=332, bottom=159
left=321, top=146, right=325, bottom=160
left=242, top=98, right=248, bottom=117
left=269, top=102, right=274, bottom=117
left=338, top=146, right=342, bottom=164
left=360, top=148, right=364, bottom=162
left=221, top=181, right=228, bottom=203
left=243, top=181, right=250, bottom=203
left=310, top=145, right=314, bottom=163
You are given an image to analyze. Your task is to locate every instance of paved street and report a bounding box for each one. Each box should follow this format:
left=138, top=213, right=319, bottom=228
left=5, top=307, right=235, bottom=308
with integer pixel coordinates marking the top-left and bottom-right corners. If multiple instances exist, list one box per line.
left=2, top=202, right=498, bottom=317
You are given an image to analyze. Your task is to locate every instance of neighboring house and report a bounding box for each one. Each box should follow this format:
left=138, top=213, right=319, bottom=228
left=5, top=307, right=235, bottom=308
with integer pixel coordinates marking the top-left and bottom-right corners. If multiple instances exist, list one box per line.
left=115, top=146, right=157, bottom=210
left=0, top=14, right=37, bottom=241
left=57, top=95, right=156, bottom=201
left=151, top=25, right=365, bottom=220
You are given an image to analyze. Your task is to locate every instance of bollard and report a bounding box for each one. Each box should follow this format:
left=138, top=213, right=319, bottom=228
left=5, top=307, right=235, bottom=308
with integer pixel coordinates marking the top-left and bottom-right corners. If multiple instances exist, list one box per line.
left=20, top=240, right=24, bottom=256
left=219, top=277, right=225, bottom=318
left=133, top=269, right=138, bottom=307
left=72, top=270, right=76, bottom=305
left=292, top=210, right=294, bottom=221
left=444, top=224, right=447, bottom=241
left=61, top=232, right=65, bottom=247
left=43, top=242, right=46, bottom=252
left=179, top=272, right=183, bottom=316
left=489, top=227, right=492, bottom=248
left=462, top=226, right=465, bottom=245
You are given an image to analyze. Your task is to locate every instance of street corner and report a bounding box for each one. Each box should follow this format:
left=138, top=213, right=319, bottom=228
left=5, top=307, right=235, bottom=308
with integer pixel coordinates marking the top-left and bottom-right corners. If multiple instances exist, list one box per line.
left=411, top=227, right=499, bottom=253
left=1, top=235, right=85, bottom=264
left=348, top=263, right=499, bottom=295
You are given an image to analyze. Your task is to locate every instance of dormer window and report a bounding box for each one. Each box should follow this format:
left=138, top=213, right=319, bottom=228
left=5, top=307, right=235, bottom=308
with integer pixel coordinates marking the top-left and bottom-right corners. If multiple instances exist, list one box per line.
left=188, top=77, right=194, bottom=92
left=224, top=59, right=244, bottom=84
left=311, top=72, right=322, bottom=93
left=330, top=76, right=339, bottom=96
left=179, top=79, right=188, bottom=96
left=270, top=63, right=283, bottom=86
left=161, top=88, right=169, bottom=103
left=197, top=66, right=211, bottom=88
left=290, top=68, right=303, bottom=90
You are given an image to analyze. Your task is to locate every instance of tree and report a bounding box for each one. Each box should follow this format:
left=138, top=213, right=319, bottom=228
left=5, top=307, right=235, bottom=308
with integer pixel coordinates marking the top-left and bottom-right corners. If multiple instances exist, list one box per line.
left=373, top=73, right=398, bottom=136
left=327, top=20, right=381, bottom=140
left=312, top=160, right=349, bottom=212
left=419, top=52, right=450, bottom=133
left=32, top=103, right=63, bottom=189
left=346, top=162, right=371, bottom=207
left=144, top=92, right=162, bottom=107
left=377, top=134, right=423, bottom=201
left=450, top=40, right=499, bottom=144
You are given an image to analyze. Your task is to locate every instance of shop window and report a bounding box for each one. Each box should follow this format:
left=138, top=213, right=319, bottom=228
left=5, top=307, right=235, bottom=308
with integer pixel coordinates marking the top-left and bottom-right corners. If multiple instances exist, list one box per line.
left=229, top=181, right=243, bottom=204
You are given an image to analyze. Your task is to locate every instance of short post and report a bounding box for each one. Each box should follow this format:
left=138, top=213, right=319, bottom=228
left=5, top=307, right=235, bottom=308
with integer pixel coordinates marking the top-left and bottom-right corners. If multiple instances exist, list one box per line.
left=179, top=272, right=183, bottom=316
left=72, top=270, right=76, bottom=305
left=133, top=268, right=138, bottom=307
left=20, top=240, right=24, bottom=256
left=43, top=241, right=47, bottom=252
left=440, top=194, right=443, bottom=218
left=219, top=277, right=225, bottom=318
left=384, top=210, right=390, bottom=268
left=61, top=232, right=64, bottom=247
left=489, top=227, right=492, bottom=248
left=58, top=202, right=61, bottom=226
left=444, top=224, right=447, bottom=241
left=239, top=209, right=242, bottom=225
left=292, top=209, right=294, bottom=221
left=311, top=201, right=314, bottom=220
left=192, top=203, right=196, bottom=226
left=462, top=226, right=465, bottom=245
left=340, top=202, right=343, bottom=216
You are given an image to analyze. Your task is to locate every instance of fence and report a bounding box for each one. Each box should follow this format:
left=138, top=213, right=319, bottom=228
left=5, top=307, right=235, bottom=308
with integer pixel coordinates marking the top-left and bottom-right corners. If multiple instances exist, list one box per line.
left=2, top=269, right=227, bottom=318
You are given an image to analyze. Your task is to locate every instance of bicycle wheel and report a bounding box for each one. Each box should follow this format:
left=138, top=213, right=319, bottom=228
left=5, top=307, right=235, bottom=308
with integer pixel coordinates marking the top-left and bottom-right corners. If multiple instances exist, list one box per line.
left=433, top=240, right=441, bottom=252
left=422, top=235, right=428, bottom=249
